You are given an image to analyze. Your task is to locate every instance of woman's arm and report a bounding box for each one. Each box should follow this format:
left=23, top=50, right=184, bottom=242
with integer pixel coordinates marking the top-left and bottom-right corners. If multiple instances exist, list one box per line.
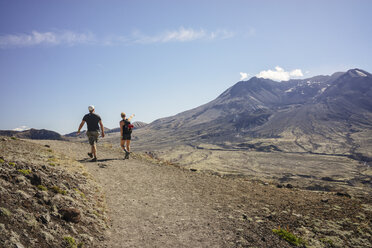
left=120, top=120, right=123, bottom=136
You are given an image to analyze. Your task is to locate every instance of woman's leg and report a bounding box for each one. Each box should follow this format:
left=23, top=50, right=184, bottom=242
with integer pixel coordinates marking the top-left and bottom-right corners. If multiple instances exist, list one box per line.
left=126, top=140, right=131, bottom=152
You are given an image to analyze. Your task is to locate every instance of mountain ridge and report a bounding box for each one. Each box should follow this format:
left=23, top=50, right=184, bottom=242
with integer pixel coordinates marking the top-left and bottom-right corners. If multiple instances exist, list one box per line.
left=131, top=68, right=372, bottom=161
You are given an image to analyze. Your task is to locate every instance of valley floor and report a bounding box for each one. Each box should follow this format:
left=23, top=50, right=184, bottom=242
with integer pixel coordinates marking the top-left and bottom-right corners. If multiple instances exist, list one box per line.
left=27, top=139, right=372, bottom=248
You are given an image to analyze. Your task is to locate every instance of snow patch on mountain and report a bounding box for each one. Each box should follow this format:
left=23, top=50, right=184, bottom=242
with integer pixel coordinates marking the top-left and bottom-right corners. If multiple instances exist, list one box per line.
left=355, top=70, right=367, bottom=77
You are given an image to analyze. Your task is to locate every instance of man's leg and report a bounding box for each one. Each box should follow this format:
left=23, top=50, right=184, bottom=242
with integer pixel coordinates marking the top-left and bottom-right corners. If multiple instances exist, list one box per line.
left=88, top=131, right=98, bottom=161
left=87, top=132, right=94, bottom=158
left=92, top=143, right=97, bottom=158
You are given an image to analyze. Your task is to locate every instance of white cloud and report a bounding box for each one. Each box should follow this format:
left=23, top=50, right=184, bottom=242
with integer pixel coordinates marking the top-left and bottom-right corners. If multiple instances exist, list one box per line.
left=289, top=69, right=303, bottom=77
left=132, top=27, right=234, bottom=44
left=256, top=66, right=304, bottom=81
left=240, top=72, right=249, bottom=80
left=0, top=27, right=234, bottom=48
left=13, top=126, right=30, bottom=131
left=0, top=30, right=95, bottom=48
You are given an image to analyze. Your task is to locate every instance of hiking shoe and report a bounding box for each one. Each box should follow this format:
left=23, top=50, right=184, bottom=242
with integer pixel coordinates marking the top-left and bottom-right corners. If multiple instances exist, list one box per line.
left=124, top=150, right=130, bottom=159
left=90, top=158, right=97, bottom=162
left=88, top=152, right=93, bottom=158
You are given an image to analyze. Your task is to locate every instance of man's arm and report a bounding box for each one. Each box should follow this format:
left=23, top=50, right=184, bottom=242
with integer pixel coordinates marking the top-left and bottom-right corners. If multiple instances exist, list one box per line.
left=77, top=121, right=85, bottom=134
left=99, top=120, right=105, bottom=137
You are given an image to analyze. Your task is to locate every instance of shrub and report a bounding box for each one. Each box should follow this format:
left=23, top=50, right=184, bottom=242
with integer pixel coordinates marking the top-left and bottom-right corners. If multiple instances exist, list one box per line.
left=273, top=227, right=305, bottom=246
left=64, top=236, right=77, bottom=248
left=49, top=162, right=56, bottom=166
left=51, top=185, right=67, bottom=195
left=9, top=162, right=15, bottom=166
left=320, top=238, right=334, bottom=246
left=0, top=158, right=4, bottom=163
left=18, top=169, right=31, bottom=175
left=0, top=207, right=11, bottom=217
left=37, top=185, right=48, bottom=191
left=48, top=157, right=58, bottom=162
left=73, top=188, right=86, bottom=199
left=10, top=136, right=17, bottom=140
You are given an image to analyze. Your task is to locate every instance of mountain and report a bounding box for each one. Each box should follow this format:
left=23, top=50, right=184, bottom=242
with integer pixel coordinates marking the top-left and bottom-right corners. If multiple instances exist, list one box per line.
left=105, top=121, right=148, bottom=134
left=64, top=121, right=148, bottom=137
left=134, top=69, right=372, bottom=159
left=0, top=128, right=63, bottom=140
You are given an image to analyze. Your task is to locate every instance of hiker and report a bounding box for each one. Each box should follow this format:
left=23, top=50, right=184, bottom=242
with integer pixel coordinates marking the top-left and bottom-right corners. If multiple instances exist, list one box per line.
left=120, top=112, right=134, bottom=159
left=77, top=105, right=105, bottom=162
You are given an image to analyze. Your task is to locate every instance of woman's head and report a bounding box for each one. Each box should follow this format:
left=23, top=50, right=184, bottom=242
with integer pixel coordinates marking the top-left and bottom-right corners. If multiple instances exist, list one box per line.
left=121, top=112, right=126, bottom=118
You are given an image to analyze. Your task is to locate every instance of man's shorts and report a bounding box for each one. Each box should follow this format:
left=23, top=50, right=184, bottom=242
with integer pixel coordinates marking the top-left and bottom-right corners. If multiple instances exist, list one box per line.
left=86, top=131, right=99, bottom=145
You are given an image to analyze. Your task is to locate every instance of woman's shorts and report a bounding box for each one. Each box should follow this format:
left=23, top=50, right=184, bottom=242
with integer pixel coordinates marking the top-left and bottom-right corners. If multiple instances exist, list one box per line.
left=122, top=133, right=131, bottom=140
left=86, top=131, right=99, bottom=145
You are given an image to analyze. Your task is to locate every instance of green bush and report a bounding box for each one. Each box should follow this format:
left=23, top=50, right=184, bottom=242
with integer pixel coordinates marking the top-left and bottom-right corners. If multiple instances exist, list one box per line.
left=64, top=236, right=77, bottom=248
left=273, top=227, right=305, bottom=246
left=0, top=207, right=11, bottom=217
left=51, top=185, right=67, bottom=195
left=37, top=185, right=48, bottom=191
left=73, top=188, right=86, bottom=199
left=10, top=136, right=17, bottom=140
left=320, top=238, right=334, bottom=246
left=9, top=162, right=15, bottom=166
left=18, top=169, right=31, bottom=175
left=0, top=158, right=4, bottom=163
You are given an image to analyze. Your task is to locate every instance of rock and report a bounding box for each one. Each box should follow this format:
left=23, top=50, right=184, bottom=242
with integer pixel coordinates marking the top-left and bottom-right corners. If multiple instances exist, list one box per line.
left=59, top=207, right=81, bottom=223
left=16, top=190, right=31, bottom=200
left=39, top=214, right=51, bottom=224
left=266, top=214, right=273, bottom=220
left=190, top=168, right=197, bottom=172
left=15, top=243, right=25, bottom=248
left=286, top=184, right=294, bottom=189
left=15, top=176, right=27, bottom=185
left=321, top=198, right=329, bottom=203
left=44, top=145, right=50, bottom=148
left=276, top=184, right=283, bottom=188
left=41, top=231, right=54, bottom=242
left=30, top=173, right=42, bottom=186
left=336, top=192, right=351, bottom=198
left=35, top=191, right=49, bottom=203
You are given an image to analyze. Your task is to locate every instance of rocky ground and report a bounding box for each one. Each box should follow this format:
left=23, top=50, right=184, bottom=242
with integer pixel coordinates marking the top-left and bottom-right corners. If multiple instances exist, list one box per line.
left=1, top=137, right=372, bottom=247
left=0, top=137, right=108, bottom=247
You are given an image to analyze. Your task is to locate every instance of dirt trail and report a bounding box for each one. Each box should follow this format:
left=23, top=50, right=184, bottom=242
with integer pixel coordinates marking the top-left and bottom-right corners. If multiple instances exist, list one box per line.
left=31, top=140, right=372, bottom=248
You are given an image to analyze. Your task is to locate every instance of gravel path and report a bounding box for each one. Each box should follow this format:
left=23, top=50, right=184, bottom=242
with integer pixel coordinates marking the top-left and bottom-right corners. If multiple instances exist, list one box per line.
left=30, top=140, right=372, bottom=248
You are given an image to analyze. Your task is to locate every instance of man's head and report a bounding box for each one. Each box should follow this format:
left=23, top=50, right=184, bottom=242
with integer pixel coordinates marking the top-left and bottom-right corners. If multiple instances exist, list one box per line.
left=88, top=105, right=95, bottom=113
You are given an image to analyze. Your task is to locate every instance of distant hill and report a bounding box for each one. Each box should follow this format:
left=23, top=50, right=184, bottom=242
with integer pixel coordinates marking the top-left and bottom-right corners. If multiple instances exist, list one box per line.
left=106, top=121, right=148, bottom=133
left=64, top=121, right=148, bottom=137
left=0, top=128, right=63, bottom=140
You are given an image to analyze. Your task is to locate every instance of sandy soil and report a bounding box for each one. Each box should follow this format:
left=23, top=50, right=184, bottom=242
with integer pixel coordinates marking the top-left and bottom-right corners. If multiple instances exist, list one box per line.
left=30, top=139, right=372, bottom=248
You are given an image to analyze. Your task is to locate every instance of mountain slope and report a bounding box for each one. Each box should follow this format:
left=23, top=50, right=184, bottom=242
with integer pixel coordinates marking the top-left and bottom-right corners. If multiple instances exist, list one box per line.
left=134, top=69, right=372, bottom=158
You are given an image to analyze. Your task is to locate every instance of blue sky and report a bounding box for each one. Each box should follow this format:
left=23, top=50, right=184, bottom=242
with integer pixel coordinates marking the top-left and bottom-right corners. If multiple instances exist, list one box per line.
left=0, top=0, right=371, bottom=134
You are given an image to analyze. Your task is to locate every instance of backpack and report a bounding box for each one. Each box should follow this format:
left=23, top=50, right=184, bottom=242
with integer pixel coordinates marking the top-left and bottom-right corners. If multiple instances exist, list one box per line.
left=123, top=120, right=133, bottom=134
